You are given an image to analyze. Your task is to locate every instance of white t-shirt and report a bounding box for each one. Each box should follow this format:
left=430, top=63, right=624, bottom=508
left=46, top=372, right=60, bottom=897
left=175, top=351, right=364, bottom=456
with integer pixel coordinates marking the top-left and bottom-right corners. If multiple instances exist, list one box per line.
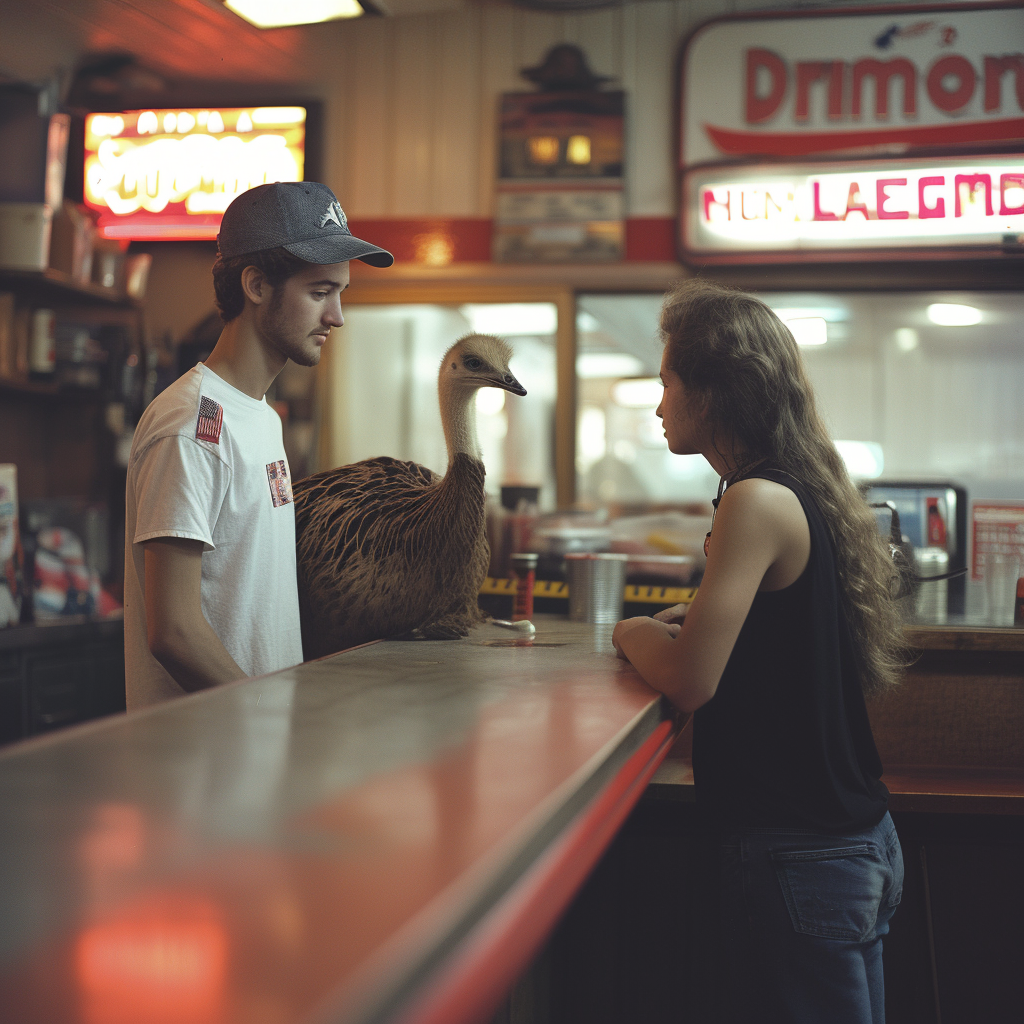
left=124, top=363, right=303, bottom=709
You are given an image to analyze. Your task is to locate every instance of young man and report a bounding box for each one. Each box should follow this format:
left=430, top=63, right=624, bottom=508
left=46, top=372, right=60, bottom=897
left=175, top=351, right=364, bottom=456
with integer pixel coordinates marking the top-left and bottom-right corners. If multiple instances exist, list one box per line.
left=124, top=182, right=393, bottom=709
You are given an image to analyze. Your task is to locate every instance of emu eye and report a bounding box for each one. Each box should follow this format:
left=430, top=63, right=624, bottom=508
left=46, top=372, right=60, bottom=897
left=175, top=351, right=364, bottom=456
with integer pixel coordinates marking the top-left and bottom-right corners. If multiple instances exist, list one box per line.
left=465, top=357, right=482, bottom=370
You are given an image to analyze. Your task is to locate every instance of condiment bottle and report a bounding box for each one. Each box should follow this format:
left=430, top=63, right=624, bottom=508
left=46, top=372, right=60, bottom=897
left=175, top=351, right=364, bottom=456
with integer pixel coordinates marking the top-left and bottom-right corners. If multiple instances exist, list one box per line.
left=509, top=552, right=538, bottom=622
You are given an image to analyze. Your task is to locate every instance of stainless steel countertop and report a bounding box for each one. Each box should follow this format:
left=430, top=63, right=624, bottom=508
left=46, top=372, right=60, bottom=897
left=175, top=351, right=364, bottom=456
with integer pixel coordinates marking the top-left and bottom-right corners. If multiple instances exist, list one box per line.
left=0, top=617, right=676, bottom=1024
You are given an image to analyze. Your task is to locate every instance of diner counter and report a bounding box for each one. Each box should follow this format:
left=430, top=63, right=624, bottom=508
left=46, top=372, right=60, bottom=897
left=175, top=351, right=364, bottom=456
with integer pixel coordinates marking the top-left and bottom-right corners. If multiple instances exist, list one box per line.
left=0, top=618, right=679, bottom=1024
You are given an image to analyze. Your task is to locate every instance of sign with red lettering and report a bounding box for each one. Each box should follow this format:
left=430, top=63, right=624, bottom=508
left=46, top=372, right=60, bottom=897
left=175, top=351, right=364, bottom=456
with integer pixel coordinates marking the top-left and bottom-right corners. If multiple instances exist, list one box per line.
left=683, top=156, right=1024, bottom=258
left=678, top=5, right=1024, bottom=260
left=681, top=6, right=1024, bottom=166
left=971, top=503, right=1024, bottom=581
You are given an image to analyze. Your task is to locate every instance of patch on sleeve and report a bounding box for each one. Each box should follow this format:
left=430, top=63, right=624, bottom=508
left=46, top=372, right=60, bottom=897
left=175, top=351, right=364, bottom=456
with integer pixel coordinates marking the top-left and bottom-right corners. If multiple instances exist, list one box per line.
left=195, top=396, right=224, bottom=444
left=266, top=460, right=293, bottom=507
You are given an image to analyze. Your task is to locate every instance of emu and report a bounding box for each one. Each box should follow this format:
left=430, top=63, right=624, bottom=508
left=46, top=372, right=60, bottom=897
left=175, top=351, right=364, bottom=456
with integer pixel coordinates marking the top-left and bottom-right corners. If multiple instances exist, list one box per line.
left=293, top=334, right=526, bottom=659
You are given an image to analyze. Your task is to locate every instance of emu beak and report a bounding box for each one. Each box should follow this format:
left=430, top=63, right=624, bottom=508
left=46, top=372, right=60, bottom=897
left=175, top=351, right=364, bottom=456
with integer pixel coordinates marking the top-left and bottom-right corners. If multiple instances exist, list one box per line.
left=490, top=370, right=527, bottom=396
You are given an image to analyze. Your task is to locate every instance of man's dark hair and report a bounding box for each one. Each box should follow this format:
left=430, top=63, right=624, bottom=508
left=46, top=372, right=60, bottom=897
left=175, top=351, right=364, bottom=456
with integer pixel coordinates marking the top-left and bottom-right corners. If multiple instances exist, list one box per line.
left=212, top=246, right=312, bottom=323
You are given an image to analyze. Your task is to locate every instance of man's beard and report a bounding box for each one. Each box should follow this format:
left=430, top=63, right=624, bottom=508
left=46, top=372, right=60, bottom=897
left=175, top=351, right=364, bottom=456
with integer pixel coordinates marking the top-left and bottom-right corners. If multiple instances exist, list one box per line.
left=258, top=288, right=321, bottom=368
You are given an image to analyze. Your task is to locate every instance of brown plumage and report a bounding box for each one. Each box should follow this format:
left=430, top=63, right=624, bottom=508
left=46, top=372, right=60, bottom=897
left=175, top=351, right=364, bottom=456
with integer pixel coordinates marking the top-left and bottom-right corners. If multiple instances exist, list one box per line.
left=293, top=334, right=526, bottom=659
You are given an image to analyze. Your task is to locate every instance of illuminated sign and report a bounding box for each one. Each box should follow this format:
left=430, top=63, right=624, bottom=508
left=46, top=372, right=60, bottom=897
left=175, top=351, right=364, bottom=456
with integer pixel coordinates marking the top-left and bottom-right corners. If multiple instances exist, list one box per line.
left=84, top=107, right=306, bottom=240
left=682, top=157, right=1024, bottom=260
left=681, top=6, right=1024, bottom=165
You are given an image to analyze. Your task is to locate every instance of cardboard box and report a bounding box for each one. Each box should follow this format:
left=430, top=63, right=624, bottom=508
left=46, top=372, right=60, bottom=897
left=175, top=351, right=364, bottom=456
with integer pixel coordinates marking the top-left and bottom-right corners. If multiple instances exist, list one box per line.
left=48, top=201, right=94, bottom=283
left=0, top=202, right=52, bottom=271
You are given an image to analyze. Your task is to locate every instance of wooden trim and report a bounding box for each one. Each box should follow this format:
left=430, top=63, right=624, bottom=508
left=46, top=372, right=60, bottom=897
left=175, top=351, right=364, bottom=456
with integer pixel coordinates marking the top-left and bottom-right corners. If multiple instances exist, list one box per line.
left=555, top=288, right=576, bottom=509
left=903, top=626, right=1024, bottom=652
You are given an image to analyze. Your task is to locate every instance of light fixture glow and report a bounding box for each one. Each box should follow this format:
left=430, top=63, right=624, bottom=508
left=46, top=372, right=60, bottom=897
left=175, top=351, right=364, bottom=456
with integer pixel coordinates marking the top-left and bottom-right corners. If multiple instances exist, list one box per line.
left=612, top=377, right=663, bottom=408
left=460, top=303, right=557, bottom=336
left=476, top=388, right=506, bottom=415
left=927, top=303, right=982, bottom=326
left=566, top=135, right=592, bottom=165
left=895, top=327, right=919, bottom=352
left=577, top=353, right=646, bottom=379
left=834, top=440, right=884, bottom=479
left=225, top=0, right=363, bottom=28
left=783, top=317, right=828, bottom=347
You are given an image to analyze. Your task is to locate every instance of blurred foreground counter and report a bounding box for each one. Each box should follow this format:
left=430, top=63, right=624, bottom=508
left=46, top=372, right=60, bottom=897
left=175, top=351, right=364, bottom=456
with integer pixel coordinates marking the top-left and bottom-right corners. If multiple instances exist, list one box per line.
left=0, top=617, right=679, bottom=1024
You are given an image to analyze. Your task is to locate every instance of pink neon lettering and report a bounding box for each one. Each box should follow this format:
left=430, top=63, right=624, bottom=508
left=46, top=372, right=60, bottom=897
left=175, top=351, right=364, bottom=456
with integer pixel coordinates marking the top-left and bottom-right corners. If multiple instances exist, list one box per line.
left=918, top=176, right=946, bottom=219
left=812, top=181, right=839, bottom=221
left=877, top=179, right=909, bottom=220
left=999, top=174, right=1024, bottom=216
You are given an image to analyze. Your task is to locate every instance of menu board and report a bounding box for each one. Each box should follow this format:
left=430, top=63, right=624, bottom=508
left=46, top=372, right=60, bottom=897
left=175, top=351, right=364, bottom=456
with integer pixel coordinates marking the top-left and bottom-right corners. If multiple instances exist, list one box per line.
left=971, top=503, right=1024, bottom=580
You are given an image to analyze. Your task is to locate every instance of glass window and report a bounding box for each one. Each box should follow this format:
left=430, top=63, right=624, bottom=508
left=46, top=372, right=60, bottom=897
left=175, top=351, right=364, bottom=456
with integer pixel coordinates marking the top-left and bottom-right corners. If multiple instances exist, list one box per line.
left=576, top=290, right=1024, bottom=508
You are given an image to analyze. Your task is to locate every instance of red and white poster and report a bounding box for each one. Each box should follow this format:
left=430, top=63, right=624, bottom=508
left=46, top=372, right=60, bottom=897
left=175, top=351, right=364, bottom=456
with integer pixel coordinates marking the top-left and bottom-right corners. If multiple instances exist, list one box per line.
left=971, top=502, right=1024, bottom=580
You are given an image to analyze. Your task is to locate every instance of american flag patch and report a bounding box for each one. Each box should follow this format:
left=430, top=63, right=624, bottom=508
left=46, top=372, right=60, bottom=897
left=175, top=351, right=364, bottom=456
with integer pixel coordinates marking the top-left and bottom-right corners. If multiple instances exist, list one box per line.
left=195, top=396, right=223, bottom=444
left=266, top=460, right=293, bottom=507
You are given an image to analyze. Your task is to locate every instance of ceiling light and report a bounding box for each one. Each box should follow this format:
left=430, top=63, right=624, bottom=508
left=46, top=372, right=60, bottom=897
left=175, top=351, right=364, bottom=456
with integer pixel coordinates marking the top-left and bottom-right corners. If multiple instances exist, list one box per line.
left=461, top=303, right=557, bottom=336
left=783, top=317, right=828, bottom=347
left=476, top=388, right=505, bottom=415
left=895, top=327, right=919, bottom=352
left=834, top=440, right=884, bottom=480
left=577, top=353, right=646, bottom=379
left=927, top=303, right=982, bottom=326
left=612, top=378, right=663, bottom=408
left=224, top=0, right=363, bottom=29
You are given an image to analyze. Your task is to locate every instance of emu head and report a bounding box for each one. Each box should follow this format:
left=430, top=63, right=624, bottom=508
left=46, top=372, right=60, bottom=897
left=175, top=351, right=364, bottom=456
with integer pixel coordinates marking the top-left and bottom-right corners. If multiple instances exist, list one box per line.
left=440, top=334, right=527, bottom=396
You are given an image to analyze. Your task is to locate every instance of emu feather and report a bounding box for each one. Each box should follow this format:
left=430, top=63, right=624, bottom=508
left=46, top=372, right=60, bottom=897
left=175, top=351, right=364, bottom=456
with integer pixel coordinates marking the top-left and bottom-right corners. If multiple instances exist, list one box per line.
left=293, top=334, right=526, bottom=659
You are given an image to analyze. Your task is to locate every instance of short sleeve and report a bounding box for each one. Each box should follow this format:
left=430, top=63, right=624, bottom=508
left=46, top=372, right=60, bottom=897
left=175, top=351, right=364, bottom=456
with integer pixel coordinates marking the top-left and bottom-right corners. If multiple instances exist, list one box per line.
left=132, top=435, right=232, bottom=551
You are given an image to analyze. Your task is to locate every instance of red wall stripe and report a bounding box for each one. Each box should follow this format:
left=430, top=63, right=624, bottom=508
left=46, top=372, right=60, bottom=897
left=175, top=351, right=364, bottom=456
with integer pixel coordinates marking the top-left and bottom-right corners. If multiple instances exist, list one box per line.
left=346, top=217, right=677, bottom=264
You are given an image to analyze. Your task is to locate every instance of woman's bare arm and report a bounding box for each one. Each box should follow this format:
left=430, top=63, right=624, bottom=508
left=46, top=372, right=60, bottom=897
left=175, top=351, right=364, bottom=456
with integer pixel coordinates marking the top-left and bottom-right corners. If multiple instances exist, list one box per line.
left=612, top=478, right=809, bottom=713
left=144, top=537, right=247, bottom=693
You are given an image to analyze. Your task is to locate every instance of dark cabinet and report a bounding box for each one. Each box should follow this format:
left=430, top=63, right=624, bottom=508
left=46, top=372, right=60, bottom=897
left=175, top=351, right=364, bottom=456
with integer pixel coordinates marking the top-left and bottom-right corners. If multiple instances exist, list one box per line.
left=0, top=619, right=124, bottom=745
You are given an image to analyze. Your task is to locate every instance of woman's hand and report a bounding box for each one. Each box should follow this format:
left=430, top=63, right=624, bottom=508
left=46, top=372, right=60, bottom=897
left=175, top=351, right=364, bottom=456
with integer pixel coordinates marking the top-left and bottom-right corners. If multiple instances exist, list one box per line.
left=613, top=616, right=680, bottom=661
left=652, top=602, right=691, bottom=625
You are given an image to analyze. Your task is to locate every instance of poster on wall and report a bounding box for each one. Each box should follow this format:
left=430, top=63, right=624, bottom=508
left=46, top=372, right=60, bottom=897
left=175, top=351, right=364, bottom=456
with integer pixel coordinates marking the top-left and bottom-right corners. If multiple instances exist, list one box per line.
left=495, top=46, right=624, bottom=263
left=678, top=4, right=1024, bottom=262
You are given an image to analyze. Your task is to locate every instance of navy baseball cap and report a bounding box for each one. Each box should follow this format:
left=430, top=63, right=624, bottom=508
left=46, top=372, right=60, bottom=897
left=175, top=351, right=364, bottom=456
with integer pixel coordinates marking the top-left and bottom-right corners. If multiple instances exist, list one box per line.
left=217, top=182, right=394, bottom=268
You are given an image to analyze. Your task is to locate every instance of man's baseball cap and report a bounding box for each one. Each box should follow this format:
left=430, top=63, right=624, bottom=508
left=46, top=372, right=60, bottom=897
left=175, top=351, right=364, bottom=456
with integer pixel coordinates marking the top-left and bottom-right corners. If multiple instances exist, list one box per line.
left=218, top=182, right=394, bottom=268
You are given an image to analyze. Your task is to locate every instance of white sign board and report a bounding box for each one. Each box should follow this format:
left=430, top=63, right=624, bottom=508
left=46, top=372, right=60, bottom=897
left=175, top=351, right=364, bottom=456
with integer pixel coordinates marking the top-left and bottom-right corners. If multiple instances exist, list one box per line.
left=684, top=156, right=1024, bottom=258
left=681, top=6, right=1024, bottom=167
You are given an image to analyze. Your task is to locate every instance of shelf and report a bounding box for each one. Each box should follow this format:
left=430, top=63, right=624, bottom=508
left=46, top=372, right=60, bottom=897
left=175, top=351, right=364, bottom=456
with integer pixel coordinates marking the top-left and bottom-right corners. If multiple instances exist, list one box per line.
left=0, top=268, right=139, bottom=306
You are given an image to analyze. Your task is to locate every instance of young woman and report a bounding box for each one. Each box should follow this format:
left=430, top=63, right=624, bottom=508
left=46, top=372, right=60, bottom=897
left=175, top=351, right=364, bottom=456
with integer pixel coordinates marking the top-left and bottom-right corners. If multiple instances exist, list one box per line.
left=612, top=280, right=908, bottom=1024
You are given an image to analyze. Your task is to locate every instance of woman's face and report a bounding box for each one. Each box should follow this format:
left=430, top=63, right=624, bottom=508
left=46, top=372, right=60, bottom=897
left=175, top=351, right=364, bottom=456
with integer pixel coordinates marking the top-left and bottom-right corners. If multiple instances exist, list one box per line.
left=657, top=350, right=707, bottom=456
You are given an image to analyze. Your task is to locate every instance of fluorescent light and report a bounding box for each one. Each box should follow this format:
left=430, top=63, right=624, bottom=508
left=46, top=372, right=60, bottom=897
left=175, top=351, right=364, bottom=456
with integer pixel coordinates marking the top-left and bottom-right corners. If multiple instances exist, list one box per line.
left=577, top=353, right=645, bottom=379
left=784, top=317, right=828, bottom=346
left=225, top=0, right=363, bottom=28
left=475, top=388, right=505, bottom=415
left=576, top=311, right=600, bottom=332
left=461, top=303, right=557, bottom=336
left=895, top=327, right=919, bottom=352
left=612, top=378, right=663, bottom=408
left=835, top=440, right=884, bottom=479
left=927, top=303, right=982, bottom=326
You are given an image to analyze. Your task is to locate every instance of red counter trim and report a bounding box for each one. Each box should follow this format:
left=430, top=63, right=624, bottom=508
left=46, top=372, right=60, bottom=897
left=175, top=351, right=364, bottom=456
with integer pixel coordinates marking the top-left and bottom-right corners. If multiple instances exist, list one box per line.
left=391, top=717, right=678, bottom=1024
left=347, top=218, right=678, bottom=264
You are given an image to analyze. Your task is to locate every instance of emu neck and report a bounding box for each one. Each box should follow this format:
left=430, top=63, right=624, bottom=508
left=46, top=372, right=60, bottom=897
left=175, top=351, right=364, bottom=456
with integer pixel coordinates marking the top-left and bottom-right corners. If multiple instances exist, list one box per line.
left=438, top=380, right=481, bottom=465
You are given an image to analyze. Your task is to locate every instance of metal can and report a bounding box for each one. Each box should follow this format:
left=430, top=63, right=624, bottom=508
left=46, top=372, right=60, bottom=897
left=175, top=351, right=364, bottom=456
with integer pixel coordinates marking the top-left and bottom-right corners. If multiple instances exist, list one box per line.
left=509, top=552, right=538, bottom=621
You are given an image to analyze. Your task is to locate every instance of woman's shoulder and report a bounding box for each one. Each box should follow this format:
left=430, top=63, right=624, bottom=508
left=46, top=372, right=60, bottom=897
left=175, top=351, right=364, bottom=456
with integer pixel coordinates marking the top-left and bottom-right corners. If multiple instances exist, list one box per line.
left=719, top=475, right=809, bottom=537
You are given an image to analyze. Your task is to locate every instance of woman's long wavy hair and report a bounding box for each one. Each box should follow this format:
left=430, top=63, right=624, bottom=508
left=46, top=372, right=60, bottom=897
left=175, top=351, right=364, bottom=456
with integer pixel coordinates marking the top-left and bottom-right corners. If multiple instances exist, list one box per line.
left=661, top=279, right=908, bottom=697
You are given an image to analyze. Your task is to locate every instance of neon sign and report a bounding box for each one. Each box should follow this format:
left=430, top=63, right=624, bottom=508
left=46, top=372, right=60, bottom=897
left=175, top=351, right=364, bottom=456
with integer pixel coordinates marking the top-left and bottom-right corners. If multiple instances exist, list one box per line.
left=682, top=157, right=1024, bottom=260
left=84, top=107, right=306, bottom=240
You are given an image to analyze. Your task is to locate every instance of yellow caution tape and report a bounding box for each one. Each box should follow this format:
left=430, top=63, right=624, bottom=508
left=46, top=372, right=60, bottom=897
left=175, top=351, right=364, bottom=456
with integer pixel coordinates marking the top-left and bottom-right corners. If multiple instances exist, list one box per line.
left=480, top=577, right=697, bottom=605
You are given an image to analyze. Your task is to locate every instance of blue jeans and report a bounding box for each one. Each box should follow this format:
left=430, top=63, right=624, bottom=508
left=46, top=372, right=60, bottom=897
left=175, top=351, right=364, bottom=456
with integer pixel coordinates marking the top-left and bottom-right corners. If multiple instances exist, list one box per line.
left=717, top=811, right=904, bottom=1024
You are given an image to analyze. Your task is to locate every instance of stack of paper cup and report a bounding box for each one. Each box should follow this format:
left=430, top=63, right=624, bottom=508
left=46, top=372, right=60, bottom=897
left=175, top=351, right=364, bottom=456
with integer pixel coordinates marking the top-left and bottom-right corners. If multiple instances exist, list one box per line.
left=566, top=553, right=628, bottom=624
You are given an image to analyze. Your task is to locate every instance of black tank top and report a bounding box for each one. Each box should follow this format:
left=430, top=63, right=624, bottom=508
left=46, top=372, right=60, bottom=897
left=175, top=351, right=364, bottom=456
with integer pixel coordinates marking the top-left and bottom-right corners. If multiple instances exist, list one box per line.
left=692, top=468, right=889, bottom=833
